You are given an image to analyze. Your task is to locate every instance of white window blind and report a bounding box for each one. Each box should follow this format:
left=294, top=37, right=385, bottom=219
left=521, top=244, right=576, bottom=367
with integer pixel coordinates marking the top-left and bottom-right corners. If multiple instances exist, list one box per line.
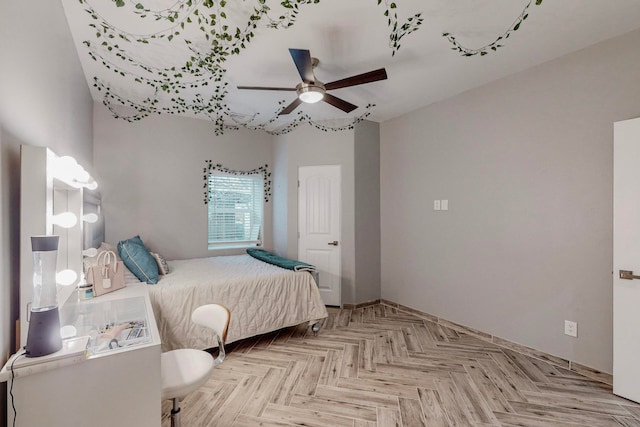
left=207, top=173, right=264, bottom=249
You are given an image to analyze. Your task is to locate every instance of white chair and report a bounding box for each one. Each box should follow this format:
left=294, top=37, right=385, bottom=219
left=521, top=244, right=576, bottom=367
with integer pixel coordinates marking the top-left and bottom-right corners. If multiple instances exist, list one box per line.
left=161, top=304, right=231, bottom=427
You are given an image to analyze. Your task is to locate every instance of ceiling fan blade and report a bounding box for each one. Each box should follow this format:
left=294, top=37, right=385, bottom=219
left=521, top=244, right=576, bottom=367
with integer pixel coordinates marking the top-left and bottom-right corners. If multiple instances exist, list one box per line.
left=323, top=93, right=358, bottom=113
left=289, top=48, right=315, bottom=84
left=325, top=68, right=388, bottom=91
left=237, top=86, right=296, bottom=91
left=279, top=98, right=303, bottom=115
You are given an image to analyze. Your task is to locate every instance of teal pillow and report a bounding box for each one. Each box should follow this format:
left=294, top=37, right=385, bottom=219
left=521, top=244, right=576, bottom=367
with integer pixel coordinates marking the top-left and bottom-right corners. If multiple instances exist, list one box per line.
left=117, top=236, right=159, bottom=284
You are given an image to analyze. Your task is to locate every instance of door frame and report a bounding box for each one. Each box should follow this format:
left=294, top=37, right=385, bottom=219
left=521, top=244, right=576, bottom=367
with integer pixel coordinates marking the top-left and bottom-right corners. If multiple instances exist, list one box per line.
left=613, top=117, right=640, bottom=403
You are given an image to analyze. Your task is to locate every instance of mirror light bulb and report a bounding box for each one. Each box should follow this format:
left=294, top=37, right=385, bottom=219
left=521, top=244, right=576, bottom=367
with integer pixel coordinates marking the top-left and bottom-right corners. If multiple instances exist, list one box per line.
left=52, top=156, right=78, bottom=183
left=82, top=247, right=98, bottom=257
left=52, top=212, right=78, bottom=228
left=85, top=179, right=98, bottom=190
left=56, top=157, right=78, bottom=176
left=57, top=156, right=78, bottom=169
left=83, top=213, right=99, bottom=224
left=75, top=167, right=90, bottom=183
left=56, top=269, right=78, bottom=286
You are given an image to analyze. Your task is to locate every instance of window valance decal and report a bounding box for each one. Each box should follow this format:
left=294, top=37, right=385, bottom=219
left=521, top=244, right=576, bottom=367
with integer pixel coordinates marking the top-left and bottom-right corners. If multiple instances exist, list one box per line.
left=203, top=161, right=271, bottom=204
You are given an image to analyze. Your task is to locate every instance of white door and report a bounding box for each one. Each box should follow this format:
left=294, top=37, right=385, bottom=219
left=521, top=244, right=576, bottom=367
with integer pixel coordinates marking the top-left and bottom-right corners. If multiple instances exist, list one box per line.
left=613, top=117, right=640, bottom=403
left=298, top=165, right=341, bottom=306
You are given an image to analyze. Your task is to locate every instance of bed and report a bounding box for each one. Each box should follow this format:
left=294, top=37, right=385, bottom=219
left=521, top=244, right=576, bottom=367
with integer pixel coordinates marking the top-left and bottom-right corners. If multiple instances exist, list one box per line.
left=130, top=254, right=328, bottom=352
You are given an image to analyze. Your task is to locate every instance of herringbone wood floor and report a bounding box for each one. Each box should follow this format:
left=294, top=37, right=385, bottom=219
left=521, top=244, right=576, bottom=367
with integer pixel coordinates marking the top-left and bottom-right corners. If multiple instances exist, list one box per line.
left=161, top=304, right=640, bottom=426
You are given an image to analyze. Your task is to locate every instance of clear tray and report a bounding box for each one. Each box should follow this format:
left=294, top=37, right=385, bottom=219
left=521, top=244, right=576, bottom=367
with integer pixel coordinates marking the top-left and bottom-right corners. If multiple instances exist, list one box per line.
left=60, top=295, right=152, bottom=355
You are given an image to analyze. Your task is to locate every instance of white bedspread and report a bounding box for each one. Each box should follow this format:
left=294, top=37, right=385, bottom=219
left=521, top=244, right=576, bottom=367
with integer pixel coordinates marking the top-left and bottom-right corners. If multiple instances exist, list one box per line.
left=146, top=254, right=328, bottom=351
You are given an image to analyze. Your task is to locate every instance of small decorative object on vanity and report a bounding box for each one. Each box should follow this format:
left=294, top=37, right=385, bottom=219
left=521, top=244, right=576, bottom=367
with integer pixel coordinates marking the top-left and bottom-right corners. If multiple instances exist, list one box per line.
left=25, top=235, right=63, bottom=357
left=77, top=281, right=94, bottom=300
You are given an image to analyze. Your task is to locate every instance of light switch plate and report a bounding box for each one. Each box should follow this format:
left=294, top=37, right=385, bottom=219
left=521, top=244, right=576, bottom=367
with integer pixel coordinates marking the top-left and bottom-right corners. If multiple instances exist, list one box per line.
left=441, top=200, right=448, bottom=211
left=564, top=320, right=578, bottom=337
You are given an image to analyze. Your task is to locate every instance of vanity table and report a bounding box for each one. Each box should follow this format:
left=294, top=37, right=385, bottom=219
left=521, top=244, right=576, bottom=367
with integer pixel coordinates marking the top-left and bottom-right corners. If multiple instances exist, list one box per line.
left=2, top=284, right=161, bottom=427
left=4, top=145, right=161, bottom=426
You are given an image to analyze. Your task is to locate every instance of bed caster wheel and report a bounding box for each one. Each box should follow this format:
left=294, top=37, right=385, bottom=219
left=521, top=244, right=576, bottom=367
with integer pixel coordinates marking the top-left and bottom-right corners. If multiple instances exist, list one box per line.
left=311, top=322, right=321, bottom=336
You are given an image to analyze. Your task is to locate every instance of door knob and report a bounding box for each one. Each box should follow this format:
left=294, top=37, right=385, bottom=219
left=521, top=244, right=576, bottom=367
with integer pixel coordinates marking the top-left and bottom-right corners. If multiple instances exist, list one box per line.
left=328, top=241, right=339, bottom=246
left=620, top=270, right=640, bottom=280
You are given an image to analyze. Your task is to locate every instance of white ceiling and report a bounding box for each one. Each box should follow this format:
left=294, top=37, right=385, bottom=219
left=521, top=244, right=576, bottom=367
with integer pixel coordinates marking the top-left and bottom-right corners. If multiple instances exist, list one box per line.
left=62, top=0, right=640, bottom=132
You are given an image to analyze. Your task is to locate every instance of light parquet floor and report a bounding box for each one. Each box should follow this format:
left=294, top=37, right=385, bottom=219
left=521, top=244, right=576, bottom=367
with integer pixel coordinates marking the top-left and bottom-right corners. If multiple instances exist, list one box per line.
left=161, top=304, right=640, bottom=427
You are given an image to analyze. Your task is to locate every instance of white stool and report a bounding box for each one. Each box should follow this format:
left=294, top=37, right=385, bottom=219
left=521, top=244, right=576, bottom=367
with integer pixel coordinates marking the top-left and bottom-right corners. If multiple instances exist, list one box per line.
left=161, top=304, right=230, bottom=427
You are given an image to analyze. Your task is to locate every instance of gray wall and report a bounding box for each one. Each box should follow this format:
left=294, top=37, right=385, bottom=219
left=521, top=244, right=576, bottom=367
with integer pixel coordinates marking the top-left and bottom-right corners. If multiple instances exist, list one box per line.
left=354, top=121, right=381, bottom=303
left=273, top=121, right=381, bottom=306
left=272, top=134, right=289, bottom=257
left=380, top=28, right=640, bottom=373
left=273, top=125, right=356, bottom=305
left=93, top=105, right=273, bottom=260
left=0, top=0, right=93, bottom=421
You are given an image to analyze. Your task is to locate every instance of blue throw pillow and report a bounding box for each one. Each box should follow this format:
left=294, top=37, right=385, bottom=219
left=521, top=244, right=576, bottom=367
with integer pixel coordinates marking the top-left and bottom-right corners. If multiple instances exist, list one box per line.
left=117, top=236, right=159, bottom=284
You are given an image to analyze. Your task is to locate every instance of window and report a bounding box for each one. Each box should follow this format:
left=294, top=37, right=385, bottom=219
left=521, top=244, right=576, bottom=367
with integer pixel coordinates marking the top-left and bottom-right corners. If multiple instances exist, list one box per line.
left=207, top=173, right=264, bottom=249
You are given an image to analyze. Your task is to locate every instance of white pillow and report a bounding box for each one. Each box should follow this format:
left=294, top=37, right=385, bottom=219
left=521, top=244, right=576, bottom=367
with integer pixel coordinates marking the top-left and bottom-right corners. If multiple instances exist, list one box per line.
left=150, top=252, right=170, bottom=275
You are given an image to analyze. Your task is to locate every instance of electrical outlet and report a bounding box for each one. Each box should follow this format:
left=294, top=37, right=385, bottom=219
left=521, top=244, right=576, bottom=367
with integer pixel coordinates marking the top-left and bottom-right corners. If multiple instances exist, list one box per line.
left=564, top=320, right=578, bottom=337
left=433, top=200, right=441, bottom=211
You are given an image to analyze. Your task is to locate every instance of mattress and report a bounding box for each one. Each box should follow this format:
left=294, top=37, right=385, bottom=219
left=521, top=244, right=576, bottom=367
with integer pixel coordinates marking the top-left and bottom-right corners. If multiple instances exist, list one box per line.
left=145, top=254, right=328, bottom=351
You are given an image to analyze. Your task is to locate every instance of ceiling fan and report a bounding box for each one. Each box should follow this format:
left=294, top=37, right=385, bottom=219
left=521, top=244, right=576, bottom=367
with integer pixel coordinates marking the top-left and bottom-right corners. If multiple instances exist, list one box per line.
left=237, top=48, right=388, bottom=115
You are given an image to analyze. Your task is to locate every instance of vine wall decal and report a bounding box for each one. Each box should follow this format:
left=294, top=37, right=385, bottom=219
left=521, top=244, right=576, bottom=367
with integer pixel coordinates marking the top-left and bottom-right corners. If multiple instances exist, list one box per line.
left=443, top=0, right=543, bottom=57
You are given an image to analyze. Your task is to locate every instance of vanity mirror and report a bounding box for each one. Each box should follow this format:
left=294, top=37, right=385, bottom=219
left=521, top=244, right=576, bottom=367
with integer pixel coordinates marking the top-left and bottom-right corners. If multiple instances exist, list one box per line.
left=19, top=145, right=98, bottom=348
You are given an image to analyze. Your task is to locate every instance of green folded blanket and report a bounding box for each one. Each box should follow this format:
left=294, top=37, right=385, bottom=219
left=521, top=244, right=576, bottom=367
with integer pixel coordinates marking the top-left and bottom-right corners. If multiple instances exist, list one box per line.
left=246, top=248, right=316, bottom=272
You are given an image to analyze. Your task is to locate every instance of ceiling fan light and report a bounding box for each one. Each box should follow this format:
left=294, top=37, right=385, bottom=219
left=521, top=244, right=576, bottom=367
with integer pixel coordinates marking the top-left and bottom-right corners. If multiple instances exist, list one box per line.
left=298, top=86, right=324, bottom=103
